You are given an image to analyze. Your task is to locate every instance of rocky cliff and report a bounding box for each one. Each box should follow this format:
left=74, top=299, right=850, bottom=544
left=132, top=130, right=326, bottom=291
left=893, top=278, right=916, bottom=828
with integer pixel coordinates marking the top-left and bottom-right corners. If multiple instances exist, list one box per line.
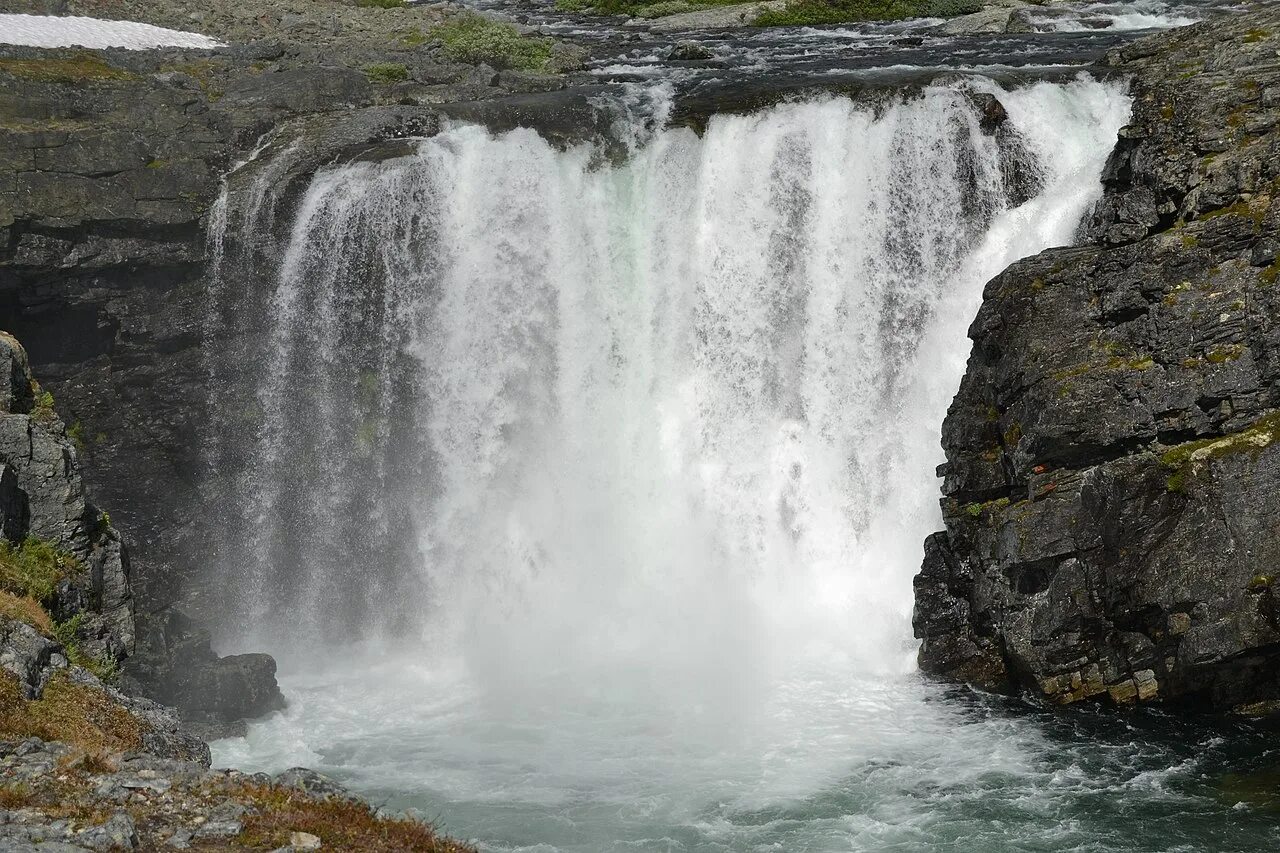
left=914, top=7, right=1280, bottom=714
left=0, top=0, right=598, bottom=724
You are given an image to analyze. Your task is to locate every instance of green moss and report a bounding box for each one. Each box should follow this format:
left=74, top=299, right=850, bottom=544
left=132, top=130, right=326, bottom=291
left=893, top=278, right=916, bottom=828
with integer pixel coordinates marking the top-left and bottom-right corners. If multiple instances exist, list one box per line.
left=960, top=496, right=1012, bottom=522
left=1248, top=574, right=1276, bottom=592
left=1198, top=198, right=1268, bottom=230
left=0, top=538, right=78, bottom=603
left=1161, top=411, right=1280, bottom=492
left=1205, top=344, right=1245, bottom=365
left=1259, top=261, right=1279, bottom=287
left=1105, top=355, right=1155, bottom=371
left=431, top=13, right=555, bottom=72
left=363, top=62, right=409, bottom=84
left=400, top=28, right=428, bottom=46
left=356, top=0, right=407, bottom=7
left=1181, top=233, right=1199, bottom=249
left=1243, top=28, right=1271, bottom=44
left=0, top=54, right=135, bottom=84
left=754, top=0, right=978, bottom=26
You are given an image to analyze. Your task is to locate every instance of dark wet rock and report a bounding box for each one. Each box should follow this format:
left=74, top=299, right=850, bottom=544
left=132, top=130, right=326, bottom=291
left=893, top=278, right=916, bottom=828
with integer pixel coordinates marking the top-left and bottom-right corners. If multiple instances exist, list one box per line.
left=914, top=8, right=1280, bottom=714
left=122, top=609, right=284, bottom=730
left=667, top=40, right=715, bottom=61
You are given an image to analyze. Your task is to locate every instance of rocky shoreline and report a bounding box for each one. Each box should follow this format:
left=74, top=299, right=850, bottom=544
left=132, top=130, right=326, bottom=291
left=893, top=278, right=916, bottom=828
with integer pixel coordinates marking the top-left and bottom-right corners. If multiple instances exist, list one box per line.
left=914, top=6, right=1280, bottom=715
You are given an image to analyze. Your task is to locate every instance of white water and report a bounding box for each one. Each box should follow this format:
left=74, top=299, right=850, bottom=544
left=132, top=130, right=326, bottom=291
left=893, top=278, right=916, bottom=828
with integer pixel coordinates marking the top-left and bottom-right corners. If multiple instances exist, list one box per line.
left=212, top=77, right=1136, bottom=850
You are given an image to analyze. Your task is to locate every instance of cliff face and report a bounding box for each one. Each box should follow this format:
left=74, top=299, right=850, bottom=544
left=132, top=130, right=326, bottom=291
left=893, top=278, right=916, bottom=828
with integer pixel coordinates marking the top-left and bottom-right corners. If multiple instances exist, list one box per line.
left=914, top=9, right=1280, bottom=713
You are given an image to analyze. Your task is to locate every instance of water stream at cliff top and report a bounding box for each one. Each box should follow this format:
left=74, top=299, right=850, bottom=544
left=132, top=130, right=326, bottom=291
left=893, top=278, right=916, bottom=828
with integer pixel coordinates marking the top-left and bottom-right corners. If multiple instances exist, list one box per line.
left=203, top=76, right=1280, bottom=851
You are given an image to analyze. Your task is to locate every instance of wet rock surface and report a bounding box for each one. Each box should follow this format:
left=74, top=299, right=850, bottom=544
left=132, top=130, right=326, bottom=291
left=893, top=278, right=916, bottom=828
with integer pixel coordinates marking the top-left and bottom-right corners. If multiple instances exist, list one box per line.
left=914, top=7, right=1280, bottom=714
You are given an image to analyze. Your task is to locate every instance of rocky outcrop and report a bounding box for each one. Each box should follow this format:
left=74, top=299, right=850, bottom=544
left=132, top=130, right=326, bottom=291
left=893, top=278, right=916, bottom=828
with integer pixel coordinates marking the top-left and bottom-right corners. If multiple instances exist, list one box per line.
left=0, top=333, right=133, bottom=663
left=0, top=0, right=594, bottom=727
left=914, top=8, right=1280, bottom=714
left=638, top=1, right=786, bottom=32
left=0, top=332, right=283, bottom=740
left=0, top=738, right=475, bottom=851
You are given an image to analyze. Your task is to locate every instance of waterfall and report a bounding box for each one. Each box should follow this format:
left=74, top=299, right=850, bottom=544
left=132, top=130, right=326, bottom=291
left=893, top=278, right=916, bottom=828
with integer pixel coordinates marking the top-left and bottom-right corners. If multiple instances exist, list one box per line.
left=205, top=76, right=1130, bottom=698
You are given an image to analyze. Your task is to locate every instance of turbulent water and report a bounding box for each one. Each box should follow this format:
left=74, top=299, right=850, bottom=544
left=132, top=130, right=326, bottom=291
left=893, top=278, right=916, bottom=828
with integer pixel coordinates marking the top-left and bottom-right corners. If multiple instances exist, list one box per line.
left=203, top=73, right=1280, bottom=851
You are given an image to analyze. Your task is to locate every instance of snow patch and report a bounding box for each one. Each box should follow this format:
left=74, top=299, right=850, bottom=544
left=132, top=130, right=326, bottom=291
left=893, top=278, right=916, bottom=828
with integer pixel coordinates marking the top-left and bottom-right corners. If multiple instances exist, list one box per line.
left=0, top=14, right=223, bottom=50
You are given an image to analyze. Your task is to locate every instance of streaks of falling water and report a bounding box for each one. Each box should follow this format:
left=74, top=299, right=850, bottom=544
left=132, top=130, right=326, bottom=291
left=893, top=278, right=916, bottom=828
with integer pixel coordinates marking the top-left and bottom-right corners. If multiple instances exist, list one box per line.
left=206, top=77, right=1130, bottom=699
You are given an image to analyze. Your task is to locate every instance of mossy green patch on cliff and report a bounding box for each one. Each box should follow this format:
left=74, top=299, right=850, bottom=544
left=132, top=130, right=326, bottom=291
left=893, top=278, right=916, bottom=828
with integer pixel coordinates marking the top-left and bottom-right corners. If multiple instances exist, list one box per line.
left=961, top=496, right=1012, bottom=521
left=0, top=54, right=135, bottom=84
left=431, top=13, right=555, bottom=72
left=1243, top=28, right=1271, bottom=44
left=1160, top=411, right=1280, bottom=492
left=357, top=0, right=408, bottom=7
left=0, top=537, right=78, bottom=603
left=363, top=62, right=409, bottom=84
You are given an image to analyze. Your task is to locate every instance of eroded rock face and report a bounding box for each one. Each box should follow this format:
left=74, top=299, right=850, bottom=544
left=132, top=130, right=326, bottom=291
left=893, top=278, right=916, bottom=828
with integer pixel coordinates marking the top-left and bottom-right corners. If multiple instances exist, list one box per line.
left=0, top=332, right=133, bottom=661
left=914, top=9, right=1280, bottom=713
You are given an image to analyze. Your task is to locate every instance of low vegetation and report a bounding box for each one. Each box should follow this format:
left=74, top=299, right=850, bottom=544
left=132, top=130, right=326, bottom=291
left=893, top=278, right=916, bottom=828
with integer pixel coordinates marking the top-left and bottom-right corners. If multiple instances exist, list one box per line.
left=557, top=0, right=979, bottom=23
left=0, top=538, right=118, bottom=682
left=356, top=0, right=408, bottom=8
left=755, top=0, right=981, bottom=27
left=363, top=62, right=410, bottom=83
left=0, top=672, right=143, bottom=754
left=0, top=53, right=136, bottom=84
left=431, top=13, right=555, bottom=72
left=0, top=536, right=77, bottom=603
left=238, top=784, right=479, bottom=851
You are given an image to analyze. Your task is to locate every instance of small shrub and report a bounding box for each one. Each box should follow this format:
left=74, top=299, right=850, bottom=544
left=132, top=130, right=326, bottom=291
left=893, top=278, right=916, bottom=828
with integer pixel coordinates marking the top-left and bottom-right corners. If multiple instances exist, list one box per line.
left=31, top=389, right=57, bottom=426
left=431, top=13, right=555, bottom=72
left=0, top=537, right=78, bottom=602
left=67, top=420, right=86, bottom=452
left=555, top=0, right=593, bottom=9
left=363, top=62, right=410, bottom=84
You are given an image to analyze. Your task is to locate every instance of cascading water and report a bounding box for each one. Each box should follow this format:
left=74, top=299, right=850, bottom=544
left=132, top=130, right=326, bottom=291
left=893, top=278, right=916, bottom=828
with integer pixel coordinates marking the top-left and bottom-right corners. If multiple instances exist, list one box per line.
left=201, top=76, right=1280, bottom=852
